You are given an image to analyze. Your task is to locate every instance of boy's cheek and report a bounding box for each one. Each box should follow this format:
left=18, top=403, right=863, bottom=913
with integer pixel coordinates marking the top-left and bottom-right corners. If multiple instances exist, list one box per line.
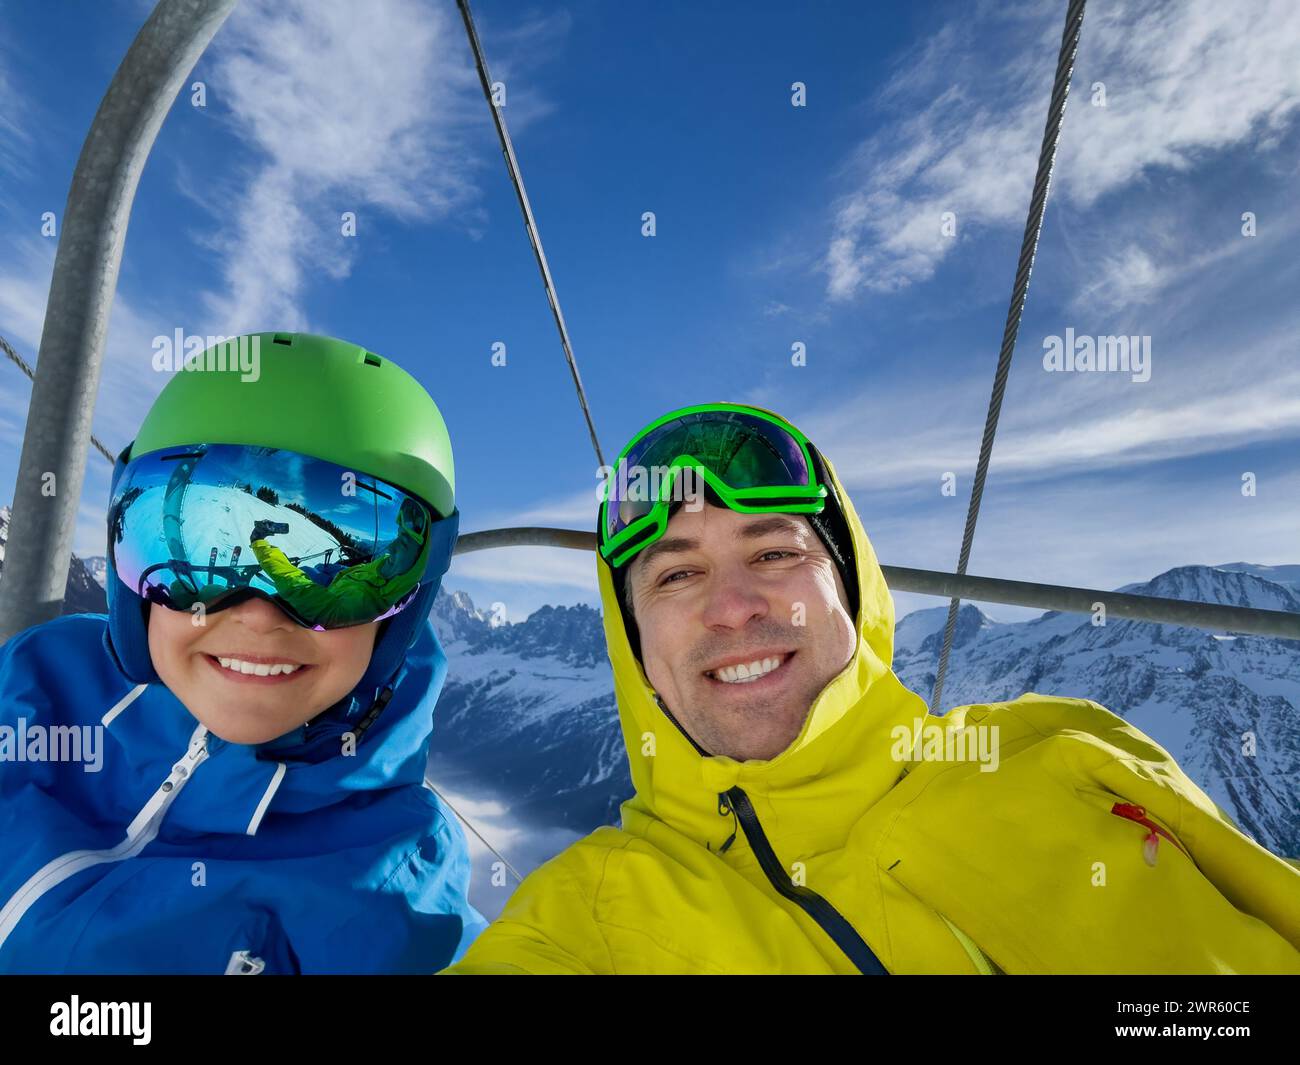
left=146, top=606, right=184, bottom=680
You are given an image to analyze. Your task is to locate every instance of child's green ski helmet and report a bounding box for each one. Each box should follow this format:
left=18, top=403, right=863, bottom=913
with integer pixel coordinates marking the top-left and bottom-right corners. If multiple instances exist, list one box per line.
left=106, top=332, right=458, bottom=695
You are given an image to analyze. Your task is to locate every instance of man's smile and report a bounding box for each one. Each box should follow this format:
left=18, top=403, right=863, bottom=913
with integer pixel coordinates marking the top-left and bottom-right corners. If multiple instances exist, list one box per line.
left=703, top=650, right=795, bottom=686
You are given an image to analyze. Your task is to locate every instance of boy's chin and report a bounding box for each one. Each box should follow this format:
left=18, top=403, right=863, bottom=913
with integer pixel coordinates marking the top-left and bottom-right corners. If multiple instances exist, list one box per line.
left=184, top=702, right=308, bottom=746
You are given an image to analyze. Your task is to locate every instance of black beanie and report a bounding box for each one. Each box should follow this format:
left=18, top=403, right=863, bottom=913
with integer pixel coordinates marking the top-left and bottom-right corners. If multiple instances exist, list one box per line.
left=608, top=444, right=858, bottom=661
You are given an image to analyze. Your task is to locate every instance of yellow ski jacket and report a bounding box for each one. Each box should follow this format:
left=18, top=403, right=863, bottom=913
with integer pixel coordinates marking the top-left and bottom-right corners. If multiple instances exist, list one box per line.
left=249, top=538, right=410, bottom=628
left=447, top=459, right=1300, bottom=974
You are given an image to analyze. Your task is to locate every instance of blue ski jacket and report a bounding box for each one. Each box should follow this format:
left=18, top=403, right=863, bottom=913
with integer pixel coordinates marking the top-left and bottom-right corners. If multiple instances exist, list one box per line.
left=0, top=612, right=485, bottom=973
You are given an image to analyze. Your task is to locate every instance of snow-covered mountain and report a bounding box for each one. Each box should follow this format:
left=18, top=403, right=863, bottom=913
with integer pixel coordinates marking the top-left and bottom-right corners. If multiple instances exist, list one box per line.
left=891, top=566, right=1300, bottom=857
left=0, top=505, right=107, bottom=614
left=83, top=555, right=108, bottom=591
left=428, top=590, right=629, bottom=834
left=428, top=562, right=1300, bottom=869
left=1212, top=562, right=1300, bottom=595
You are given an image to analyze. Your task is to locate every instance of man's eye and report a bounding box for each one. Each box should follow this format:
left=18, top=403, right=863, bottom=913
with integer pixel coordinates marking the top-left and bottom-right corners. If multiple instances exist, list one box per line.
left=659, top=569, right=694, bottom=585
left=758, top=550, right=797, bottom=562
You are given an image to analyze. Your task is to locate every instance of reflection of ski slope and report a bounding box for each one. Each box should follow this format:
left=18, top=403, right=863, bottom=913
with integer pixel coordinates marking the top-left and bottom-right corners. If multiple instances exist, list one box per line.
left=120, top=484, right=356, bottom=577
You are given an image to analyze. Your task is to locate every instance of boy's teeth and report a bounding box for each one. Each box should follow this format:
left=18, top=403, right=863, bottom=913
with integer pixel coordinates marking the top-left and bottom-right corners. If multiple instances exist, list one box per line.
left=713, top=656, right=783, bottom=684
left=217, top=656, right=301, bottom=676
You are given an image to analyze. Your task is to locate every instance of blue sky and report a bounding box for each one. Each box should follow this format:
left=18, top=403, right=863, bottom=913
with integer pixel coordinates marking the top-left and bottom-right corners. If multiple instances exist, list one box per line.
left=2, top=0, right=1298, bottom=625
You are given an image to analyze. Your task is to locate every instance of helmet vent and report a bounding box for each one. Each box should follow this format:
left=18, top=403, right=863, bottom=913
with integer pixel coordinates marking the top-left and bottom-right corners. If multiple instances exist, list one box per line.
left=363, top=352, right=382, bottom=367
left=272, top=333, right=294, bottom=346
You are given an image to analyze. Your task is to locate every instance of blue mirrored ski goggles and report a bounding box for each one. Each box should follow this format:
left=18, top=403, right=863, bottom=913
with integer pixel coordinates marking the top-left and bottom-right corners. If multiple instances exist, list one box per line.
left=108, top=443, right=457, bottom=630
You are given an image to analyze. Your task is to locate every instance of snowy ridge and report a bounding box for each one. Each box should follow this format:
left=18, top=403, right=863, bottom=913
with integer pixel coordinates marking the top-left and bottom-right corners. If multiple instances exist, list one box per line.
left=0, top=503, right=107, bottom=614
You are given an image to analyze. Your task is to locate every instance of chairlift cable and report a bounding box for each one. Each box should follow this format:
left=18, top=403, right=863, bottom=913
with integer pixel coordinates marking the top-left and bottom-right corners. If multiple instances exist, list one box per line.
left=929, top=0, right=1088, bottom=714
left=455, top=0, right=607, bottom=469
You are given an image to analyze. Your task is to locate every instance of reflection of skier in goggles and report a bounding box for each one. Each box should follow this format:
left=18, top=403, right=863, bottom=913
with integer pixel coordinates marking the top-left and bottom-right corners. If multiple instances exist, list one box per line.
left=246, top=499, right=430, bottom=628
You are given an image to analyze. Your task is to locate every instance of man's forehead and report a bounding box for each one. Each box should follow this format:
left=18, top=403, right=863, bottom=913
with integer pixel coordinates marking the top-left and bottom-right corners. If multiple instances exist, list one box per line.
left=669, top=505, right=811, bottom=538
left=630, top=508, right=815, bottom=577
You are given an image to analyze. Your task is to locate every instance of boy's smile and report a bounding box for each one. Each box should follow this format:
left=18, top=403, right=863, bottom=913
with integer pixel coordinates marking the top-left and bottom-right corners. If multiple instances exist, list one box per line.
left=148, top=596, right=379, bottom=744
left=203, top=651, right=312, bottom=684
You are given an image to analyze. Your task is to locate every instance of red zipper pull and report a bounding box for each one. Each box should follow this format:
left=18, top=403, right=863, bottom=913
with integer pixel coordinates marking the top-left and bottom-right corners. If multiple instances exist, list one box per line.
left=1142, top=829, right=1159, bottom=867
left=1110, top=801, right=1189, bottom=866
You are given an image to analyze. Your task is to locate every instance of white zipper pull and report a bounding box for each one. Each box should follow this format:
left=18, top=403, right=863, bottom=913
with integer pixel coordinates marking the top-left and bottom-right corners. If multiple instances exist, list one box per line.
left=168, top=725, right=211, bottom=786
left=125, top=724, right=211, bottom=841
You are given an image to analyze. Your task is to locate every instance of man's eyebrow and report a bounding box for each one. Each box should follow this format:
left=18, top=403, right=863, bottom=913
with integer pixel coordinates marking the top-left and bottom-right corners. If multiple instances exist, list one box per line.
left=634, top=536, right=701, bottom=572
left=736, top=515, right=809, bottom=540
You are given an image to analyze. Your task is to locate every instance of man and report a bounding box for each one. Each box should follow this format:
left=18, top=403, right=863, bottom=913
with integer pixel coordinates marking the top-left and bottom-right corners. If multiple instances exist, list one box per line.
left=448, top=403, right=1300, bottom=974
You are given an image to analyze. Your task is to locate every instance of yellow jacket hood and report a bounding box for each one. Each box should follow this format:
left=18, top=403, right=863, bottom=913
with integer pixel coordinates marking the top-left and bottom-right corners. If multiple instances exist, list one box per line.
left=597, top=452, right=929, bottom=854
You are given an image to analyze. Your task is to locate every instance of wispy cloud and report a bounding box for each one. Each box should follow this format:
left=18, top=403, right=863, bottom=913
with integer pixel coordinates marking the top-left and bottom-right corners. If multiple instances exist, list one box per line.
left=825, top=0, right=1300, bottom=301
left=0, top=240, right=52, bottom=354
left=449, top=543, right=596, bottom=592
left=467, top=6, right=571, bottom=137
left=0, top=45, right=33, bottom=180
left=197, top=0, right=487, bottom=333
left=862, top=460, right=1300, bottom=596
left=1069, top=244, right=1171, bottom=316
left=792, top=311, right=1300, bottom=496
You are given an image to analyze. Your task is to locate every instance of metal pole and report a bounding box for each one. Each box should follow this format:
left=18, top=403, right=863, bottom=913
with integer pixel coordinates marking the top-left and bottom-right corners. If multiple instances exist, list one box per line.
left=454, top=526, right=597, bottom=555
left=881, top=565, right=1300, bottom=642
left=451, top=527, right=1300, bottom=642
left=0, top=0, right=237, bottom=643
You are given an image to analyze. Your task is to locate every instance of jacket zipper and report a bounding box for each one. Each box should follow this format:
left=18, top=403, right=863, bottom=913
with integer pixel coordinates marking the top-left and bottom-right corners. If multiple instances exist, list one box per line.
left=0, top=723, right=211, bottom=952
left=722, top=786, right=889, bottom=975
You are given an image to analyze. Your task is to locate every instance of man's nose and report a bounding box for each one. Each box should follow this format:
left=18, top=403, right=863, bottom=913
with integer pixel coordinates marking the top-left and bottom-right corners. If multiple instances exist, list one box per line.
left=699, top=564, right=769, bottom=631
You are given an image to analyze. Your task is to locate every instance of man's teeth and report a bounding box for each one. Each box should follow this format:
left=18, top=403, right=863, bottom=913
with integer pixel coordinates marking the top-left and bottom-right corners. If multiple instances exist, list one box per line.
left=711, top=656, right=784, bottom=684
left=217, top=656, right=302, bottom=677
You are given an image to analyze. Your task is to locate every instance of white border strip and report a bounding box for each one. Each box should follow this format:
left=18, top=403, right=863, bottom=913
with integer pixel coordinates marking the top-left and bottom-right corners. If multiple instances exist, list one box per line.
left=245, top=763, right=286, bottom=836
left=101, top=683, right=149, bottom=727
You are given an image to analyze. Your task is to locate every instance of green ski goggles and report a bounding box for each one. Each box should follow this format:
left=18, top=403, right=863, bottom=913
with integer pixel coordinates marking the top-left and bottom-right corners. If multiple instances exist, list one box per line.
left=598, top=403, right=827, bottom=568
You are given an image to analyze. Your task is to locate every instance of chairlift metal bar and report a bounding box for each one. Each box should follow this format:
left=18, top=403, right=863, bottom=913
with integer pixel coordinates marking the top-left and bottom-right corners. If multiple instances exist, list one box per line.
left=452, top=527, right=1300, bottom=641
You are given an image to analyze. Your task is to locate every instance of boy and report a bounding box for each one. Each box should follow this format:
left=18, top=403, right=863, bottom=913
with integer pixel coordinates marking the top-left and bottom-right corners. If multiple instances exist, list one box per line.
left=0, top=332, right=485, bottom=973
